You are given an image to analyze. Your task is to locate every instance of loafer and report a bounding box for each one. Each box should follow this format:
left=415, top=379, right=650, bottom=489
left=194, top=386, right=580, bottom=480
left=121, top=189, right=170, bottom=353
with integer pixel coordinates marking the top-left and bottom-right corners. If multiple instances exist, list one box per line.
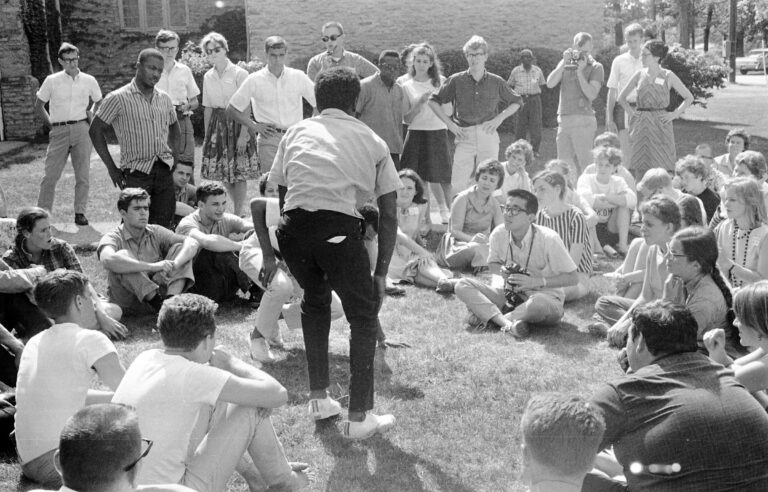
left=74, top=214, right=89, bottom=226
left=384, top=283, right=406, bottom=296
left=249, top=337, right=275, bottom=363
left=464, top=312, right=489, bottom=332
left=308, top=396, right=342, bottom=420
left=342, top=412, right=396, bottom=440
left=503, top=319, right=530, bottom=339
left=435, top=277, right=457, bottom=293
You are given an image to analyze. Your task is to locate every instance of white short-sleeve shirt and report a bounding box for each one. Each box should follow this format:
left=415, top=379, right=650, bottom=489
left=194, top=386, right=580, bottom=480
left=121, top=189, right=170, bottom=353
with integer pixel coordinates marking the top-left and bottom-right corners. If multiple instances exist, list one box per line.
left=202, top=60, right=249, bottom=109
left=37, top=70, right=102, bottom=122
left=606, top=51, right=643, bottom=103
left=156, top=61, right=200, bottom=106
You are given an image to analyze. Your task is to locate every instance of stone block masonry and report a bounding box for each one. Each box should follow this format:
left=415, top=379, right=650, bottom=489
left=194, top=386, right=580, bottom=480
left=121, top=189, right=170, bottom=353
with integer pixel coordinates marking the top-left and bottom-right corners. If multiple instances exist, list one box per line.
left=0, top=76, right=39, bottom=140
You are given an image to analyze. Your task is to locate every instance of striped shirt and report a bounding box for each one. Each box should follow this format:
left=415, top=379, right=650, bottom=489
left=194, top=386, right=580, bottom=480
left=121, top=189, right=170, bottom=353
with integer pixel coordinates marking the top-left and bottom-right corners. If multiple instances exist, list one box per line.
left=507, top=65, right=545, bottom=95
left=536, top=206, right=593, bottom=274
left=96, top=79, right=178, bottom=174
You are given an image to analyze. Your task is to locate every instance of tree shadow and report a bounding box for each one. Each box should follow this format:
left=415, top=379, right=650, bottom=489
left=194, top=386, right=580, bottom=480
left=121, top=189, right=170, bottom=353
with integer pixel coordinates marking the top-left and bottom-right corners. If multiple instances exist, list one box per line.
left=528, top=321, right=599, bottom=359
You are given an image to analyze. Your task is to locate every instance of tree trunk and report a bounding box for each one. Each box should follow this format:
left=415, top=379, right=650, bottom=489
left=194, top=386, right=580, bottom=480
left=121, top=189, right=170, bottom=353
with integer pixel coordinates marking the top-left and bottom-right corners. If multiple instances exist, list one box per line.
left=679, top=0, right=692, bottom=48
left=613, top=0, right=624, bottom=46
left=20, top=0, right=52, bottom=84
left=45, top=0, right=62, bottom=71
left=703, top=3, right=714, bottom=52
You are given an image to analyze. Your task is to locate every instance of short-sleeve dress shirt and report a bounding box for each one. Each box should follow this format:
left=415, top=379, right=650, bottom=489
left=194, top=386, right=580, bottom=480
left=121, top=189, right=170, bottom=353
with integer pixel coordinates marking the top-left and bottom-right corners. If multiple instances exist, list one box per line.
left=306, top=50, right=378, bottom=81
left=36, top=70, right=102, bottom=122
left=356, top=73, right=408, bottom=153
left=606, top=51, right=642, bottom=103
left=156, top=61, right=200, bottom=106
left=97, top=224, right=186, bottom=263
left=269, top=108, right=400, bottom=218
left=507, top=65, right=545, bottom=95
left=202, top=61, right=249, bottom=108
left=175, top=210, right=251, bottom=237
left=430, top=70, right=521, bottom=127
left=95, top=80, right=178, bottom=174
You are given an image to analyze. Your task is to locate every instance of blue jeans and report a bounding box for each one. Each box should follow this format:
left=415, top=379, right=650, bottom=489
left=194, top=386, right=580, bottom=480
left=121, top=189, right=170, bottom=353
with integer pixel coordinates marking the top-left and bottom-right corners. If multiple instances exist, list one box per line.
left=276, top=209, right=379, bottom=413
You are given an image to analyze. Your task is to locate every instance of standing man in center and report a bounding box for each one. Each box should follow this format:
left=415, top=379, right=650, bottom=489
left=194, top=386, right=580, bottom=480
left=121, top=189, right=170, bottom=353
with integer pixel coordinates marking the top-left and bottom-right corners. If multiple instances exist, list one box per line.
left=227, top=36, right=315, bottom=177
left=507, top=49, right=546, bottom=156
left=306, top=22, right=378, bottom=81
left=267, top=67, right=400, bottom=439
left=429, top=35, right=522, bottom=196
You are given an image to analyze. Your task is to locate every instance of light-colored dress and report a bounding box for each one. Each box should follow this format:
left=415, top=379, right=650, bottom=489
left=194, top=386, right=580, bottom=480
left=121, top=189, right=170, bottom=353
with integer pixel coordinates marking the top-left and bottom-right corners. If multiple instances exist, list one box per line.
left=629, top=69, right=676, bottom=176
left=388, top=203, right=435, bottom=281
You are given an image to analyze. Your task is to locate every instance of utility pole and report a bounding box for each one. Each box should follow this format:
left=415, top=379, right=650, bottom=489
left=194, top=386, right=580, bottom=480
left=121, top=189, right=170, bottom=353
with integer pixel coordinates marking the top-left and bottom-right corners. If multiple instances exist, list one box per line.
left=729, top=0, right=737, bottom=82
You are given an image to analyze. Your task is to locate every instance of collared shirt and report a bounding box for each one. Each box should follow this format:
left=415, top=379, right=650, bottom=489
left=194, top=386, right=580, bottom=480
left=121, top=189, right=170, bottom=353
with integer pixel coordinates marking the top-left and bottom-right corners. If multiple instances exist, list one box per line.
left=306, top=50, right=378, bottom=81
left=356, top=73, right=409, bottom=153
left=430, top=70, right=521, bottom=127
left=606, top=51, right=642, bottom=102
left=36, top=70, right=102, bottom=122
left=269, top=108, right=400, bottom=218
left=681, top=274, right=729, bottom=345
left=228, top=66, right=315, bottom=129
left=591, top=352, right=768, bottom=491
left=176, top=210, right=251, bottom=237
left=175, top=183, right=197, bottom=207
left=96, top=79, right=178, bottom=173
left=557, top=60, right=604, bottom=116
left=97, top=224, right=186, bottom=263
left=202, top=60, right=249, bottom=109
left=156, top=61, right=200, bottom=106
left=2, top=238, right=82, bottom=273
left=507, top=64, right=545, bottom=95
left=0, top=258, right=43, bottom=293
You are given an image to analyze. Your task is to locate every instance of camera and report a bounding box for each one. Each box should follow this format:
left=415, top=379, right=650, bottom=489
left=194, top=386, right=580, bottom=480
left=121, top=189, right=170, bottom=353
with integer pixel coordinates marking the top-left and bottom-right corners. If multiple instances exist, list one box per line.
left=564, top=48, right=585, bottom=68
left=501, top=262, right=530, bottom=314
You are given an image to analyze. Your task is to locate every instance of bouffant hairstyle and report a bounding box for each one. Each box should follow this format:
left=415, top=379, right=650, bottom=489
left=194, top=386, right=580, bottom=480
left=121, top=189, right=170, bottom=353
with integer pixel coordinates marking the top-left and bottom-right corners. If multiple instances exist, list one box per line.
left=474, top=159, right=505, bottom=190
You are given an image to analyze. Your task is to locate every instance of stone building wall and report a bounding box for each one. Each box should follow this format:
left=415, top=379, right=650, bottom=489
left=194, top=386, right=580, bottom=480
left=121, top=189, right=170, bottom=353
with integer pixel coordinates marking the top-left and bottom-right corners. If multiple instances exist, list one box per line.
left=0, top=0, right=38, bottom=140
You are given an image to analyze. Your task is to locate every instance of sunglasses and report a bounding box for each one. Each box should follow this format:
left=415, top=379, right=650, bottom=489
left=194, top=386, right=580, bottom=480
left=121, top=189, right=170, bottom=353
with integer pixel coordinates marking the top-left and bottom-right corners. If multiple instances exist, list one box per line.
left=206, top=46, right=224, bottom=55
left=124, top=438, right=154, bottom=471
left=321, top=34, right=342, bottom=42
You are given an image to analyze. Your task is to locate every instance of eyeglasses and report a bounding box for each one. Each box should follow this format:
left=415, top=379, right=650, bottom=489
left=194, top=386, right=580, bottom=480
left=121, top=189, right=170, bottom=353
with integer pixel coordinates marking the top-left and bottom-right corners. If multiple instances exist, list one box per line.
left=321, top=34, right=342, bottom=42
left=60, top=57, right=79, bottom=64
left=503, top=205, right=527, bottom=216
left=124, top=439, right=153, bottom=472
left=466, top=52, right=487, bottom=58
left=157, top=46, right=178, bottom=52
left=205, top=46, right=224, bottom=55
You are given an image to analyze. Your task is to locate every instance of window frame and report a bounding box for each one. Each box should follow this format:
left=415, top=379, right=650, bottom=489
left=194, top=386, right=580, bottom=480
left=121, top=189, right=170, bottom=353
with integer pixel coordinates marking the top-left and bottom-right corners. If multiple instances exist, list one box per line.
left=117, top=0, right=190, bottom=32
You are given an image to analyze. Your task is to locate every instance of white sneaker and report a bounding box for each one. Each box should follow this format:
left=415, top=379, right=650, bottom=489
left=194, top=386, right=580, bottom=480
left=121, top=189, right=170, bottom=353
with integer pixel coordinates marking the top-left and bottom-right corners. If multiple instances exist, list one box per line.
left=308, top=396, right=342, bottom=420
left=249, top=337, right=275, bottom=363
left=342, top=412, right=396, bottom=440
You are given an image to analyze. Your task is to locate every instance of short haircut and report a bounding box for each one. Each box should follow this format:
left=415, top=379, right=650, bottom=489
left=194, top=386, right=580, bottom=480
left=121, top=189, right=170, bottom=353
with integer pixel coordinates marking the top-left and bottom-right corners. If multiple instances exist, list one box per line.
left=322, top=21, right=344, bottom=34
left=675, top=154, right=709, bottom=180
left=519, top=49, right=534, bottom=58
left=200, top=31, right=229, bottom=52
left=358, top=204, right=379, bottom=234
left=625, top=22, right=644, bottom=38
left=33, top=270, right=89, bottom=320
left=639, top=195, right=681, bottom=231
left=265, top=35, right=287, bottom=53
left=592, top=146, right=623, bottom=167
left=504, top=139, right=534, bottom=167
left=172, top=160, right=194, bottom=172
left=463, top=35, right=488, bottom=54
left=593, top=131, right=621, bottom=149
left=726, top=127, right=751, bottom=150
left=399, top=168, right=428, bottom=205
left=573, top=32, right=592, bottom=48
left=196, top=182, right=227, bottom=204
left=734, top=280, right=768, bottom=339
left=58, top=404, right=142, bottom=492
left=678, top=195, right=705, bottom=227
left=507, top=189, right=539, bottom=215
left=378, top=49, right=401, bottom=65
left=315, top=67, right=360, bottom=113
left=258, top=173, right=270, bottom=196
left=155, top=29, right=179, bottom=46
left=637, top=168, right=672, bottom=195
left=137, top=48, right=164, bottom=66
left=521, top=393, right=605, bottom=476
left=695, top=143, right=713, bottom=157
left=475, top=159, right=505, bottom=189
left=532, top=170, right=567, bottom=200
left=157, top=294, right=217, bottom=351
left=117, top=188, right=150, bottom=212
left=724, top=177, right=766, bottom=227
left=630, top=300, right=698, bottom=356
left=735, top=150, right=767, bottom=179
left=58, top=42, right=79, bottom=58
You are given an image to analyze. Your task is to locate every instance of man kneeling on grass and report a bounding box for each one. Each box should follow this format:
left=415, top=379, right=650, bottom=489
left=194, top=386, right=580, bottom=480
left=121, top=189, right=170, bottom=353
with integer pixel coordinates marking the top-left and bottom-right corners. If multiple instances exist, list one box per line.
left=112, top=294, right=310, bottom=492
left=455, top=189, right=577, bottom=336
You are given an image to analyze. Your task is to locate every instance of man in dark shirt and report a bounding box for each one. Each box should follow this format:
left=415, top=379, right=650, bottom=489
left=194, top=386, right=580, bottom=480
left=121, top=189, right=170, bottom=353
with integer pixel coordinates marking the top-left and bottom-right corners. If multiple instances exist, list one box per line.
left=675, top=154, right=720, bottom=223
left=585, top=300, right=768, bottom=491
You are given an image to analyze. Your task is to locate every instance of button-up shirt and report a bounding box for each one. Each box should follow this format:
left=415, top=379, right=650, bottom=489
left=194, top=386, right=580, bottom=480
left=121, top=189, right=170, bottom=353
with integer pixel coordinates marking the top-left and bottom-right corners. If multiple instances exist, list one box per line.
left=607, top=51, right=642, bottom=103
left=156, top=61, right=200, bottom=106
left=176, top=210, right=251, bottom=237
left=36, top=70, right=102, bottom=123
left=356, top=73, right=409, bottom=153
left=96, top=79, right=178, bottom=173
left=306, top=50, right=378, bottom=81
left=228, top=66, right=315, bottom=129
left=202, top=60, right=249, bottom=109
left=507, top=65, right=545, bottom=95
left=3, top=238, right=82, bottom=273
left=431, top=70, right=521, bottom=127
left=97, top=224, right=186, bottom=263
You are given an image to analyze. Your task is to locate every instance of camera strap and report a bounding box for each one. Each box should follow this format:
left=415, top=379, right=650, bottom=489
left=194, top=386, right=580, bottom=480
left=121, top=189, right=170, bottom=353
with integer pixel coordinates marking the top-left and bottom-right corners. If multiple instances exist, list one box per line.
left=507, top=225, right=536, bottom=272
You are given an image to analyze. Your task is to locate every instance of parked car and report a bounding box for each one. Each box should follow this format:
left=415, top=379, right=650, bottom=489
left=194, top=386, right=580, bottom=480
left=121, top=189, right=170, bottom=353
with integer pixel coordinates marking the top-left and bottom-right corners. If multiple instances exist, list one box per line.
left=737, top=48, right=768, bottom=74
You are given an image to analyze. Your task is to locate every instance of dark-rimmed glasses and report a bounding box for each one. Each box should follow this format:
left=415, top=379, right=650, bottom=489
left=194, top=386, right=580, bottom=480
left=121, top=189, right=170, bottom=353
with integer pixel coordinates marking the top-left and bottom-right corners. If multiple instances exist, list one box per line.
left=503, top=205, right=527, bottom=216
left=60, top=57, right=79, bottom=64
left=124, top=438, right=153, bottom=471
left=321, top=34, right=342, bottom=42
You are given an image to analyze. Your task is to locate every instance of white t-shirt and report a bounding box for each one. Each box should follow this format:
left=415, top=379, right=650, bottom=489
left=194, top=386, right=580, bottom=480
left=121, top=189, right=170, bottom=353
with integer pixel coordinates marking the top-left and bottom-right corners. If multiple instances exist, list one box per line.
left=494, top=170, right=532, bottom=200
left=112, top=350, right=230, bottom=486
left=606, top=51, right=642, bottom=102
left=15, top=323, right=116, bottom=463
left=576, top=174, right=638, bottom=223
left=400, top=77, right=447, bottom=131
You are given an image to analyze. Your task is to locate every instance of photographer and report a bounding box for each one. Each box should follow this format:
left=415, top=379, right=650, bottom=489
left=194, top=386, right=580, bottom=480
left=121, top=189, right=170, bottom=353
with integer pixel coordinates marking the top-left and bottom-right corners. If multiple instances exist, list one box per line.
left=546, top=32, right=604, bottom=176
left=455, top=189, right=578, bottom=338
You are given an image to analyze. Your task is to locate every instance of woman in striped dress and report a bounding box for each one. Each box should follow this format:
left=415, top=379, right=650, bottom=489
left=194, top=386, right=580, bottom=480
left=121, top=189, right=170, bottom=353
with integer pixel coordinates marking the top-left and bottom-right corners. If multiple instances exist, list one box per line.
left=532, top=171, right=592, bottom=301
left=619, top=40, right=693, bottom=181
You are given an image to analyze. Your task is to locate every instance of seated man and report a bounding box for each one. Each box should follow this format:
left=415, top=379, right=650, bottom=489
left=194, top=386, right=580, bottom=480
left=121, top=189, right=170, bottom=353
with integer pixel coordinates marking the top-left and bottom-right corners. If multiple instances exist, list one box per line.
left=520, top=393, right=605, bottom=492
left=98, top=188, right=197, bottom=313
left=112, top=294, right=310, bottom=491
left=171, top=160, right=197, bottom=230
left=175, top=182, right=254, bottom=303
left=29, top=403, right=195, bottom=492
left=585, top=300, right=768, bottom=491
left=16, top=271, right=125, bottom=488
left=455, top=189, right=578, bottom=337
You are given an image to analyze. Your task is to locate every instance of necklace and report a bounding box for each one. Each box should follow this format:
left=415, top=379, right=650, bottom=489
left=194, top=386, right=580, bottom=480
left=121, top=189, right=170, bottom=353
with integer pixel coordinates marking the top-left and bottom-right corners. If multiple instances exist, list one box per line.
left=731, top=221, right=754, bottom=287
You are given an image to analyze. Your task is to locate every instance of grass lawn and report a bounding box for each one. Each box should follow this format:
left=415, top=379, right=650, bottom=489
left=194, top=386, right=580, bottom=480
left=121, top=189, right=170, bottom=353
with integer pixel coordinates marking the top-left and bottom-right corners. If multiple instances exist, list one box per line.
left=0, top=117, right=761, bottom=491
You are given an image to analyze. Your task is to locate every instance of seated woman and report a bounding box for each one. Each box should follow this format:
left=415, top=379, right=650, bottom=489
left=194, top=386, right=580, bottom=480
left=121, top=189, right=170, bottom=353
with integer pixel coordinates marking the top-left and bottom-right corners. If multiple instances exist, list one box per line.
left=638, top=168, right=706, bottom=227
left=2, top=208, right=126, bottom=339
left=494, top=139, right=533, bottom=203
left=532, top=171, right=592, bottom=301
left=545, top=159, right=601, bottom=254
left=589, top=196, right=681, bottom=347
left=715, top=177, right=768, bottom=290
left=605, top=236, right=649, bottom=300
left=437, top=159, right=504, bottom=274
left=714, top=127, right=749, bottom=177
left=391, top=169, right=454, bottom=291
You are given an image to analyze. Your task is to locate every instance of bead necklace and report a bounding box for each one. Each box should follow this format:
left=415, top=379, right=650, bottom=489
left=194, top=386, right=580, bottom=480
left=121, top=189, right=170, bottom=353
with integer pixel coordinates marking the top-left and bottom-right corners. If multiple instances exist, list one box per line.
left=731, top=221, right=753, bottom=287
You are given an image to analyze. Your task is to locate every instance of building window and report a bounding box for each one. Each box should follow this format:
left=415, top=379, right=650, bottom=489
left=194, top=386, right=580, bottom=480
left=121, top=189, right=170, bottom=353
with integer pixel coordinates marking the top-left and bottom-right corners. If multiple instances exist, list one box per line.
left=118, top=0, right=189, bottom=32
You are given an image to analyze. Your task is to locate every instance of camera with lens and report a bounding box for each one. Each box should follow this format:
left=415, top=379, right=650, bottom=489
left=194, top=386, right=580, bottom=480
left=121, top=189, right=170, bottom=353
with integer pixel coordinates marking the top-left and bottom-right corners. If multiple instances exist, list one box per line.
left=564, top=48, right=586, bottom=68
left=501, top=262, right=530, bottom=314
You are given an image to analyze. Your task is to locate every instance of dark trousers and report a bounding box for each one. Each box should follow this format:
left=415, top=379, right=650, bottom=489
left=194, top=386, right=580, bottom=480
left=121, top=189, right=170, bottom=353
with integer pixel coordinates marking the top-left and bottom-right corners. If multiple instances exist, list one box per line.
left=0, top=293, right=51, bottom=341
left=191, top=250, right=251, bottom=302
left=277, top=209, right=379, bottom=413
left=515, top=94, right=543, bottom=152
left=124, top=160, right=175, bottom=229
left=0, top=345, right=18, bottom=388
left=391, top=153, right=400, bottom=170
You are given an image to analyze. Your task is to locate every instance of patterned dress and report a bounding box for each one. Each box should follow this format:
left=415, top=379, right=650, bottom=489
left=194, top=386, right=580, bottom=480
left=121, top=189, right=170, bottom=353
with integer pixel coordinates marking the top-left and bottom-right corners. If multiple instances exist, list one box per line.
left=628, top=69, right=676, bottom=177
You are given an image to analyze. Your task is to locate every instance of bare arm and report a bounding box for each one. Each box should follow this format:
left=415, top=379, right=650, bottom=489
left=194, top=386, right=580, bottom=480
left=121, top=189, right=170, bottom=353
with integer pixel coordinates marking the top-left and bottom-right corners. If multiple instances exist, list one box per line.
left=375, top=191, right=398, bottom=279
left=89, top=116, right=125, bottom=189
left=211, top=348, right=288, bottom=408
left=0, top=324, right=23, bottom=362
left=168, top=121, right=181, bottom=163
left=251, top=198, right=278, bottom=286
left=618, top=71, right=642, bottom=116
left=99, top=245, right=170, bottom=274
left=203, top=107, right=212, bottom=134
left=546, top=60, right=566, bottom=88
left=173, top=237, right=200, bottom=268
left=175, top=202, right=195, bottom=217
left=428, top=100, right=463, bottom=137
left=92, top=352, right=125, bottom=391
left=605, top=87, right=618, bottom=129
left=34, top=98, right=51, bottom=127
left=187, top=229, right=242, bottom=253
left=575, top=64, right=601, bottom=101
left=225, top=104, right=276, bottom=139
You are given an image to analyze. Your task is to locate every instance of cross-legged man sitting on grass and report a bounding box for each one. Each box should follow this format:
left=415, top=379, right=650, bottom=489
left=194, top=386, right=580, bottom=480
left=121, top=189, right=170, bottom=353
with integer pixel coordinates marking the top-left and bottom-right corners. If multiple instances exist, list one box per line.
left=98, top=188, right=197, bottom=314
left=15, top=270, right=125, bottom=488
left=455, top=189, right=578, bottom=337
left=112, top=294, right=310, bottom=492
left=28, top=403, right=195, bottom=492
left=176, top=182, right=256, bottom=303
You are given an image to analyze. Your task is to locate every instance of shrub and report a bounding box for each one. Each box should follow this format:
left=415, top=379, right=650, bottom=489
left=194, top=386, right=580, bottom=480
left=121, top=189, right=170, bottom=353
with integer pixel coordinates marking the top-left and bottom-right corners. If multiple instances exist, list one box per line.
left=662, top=46, right=729, bottom=110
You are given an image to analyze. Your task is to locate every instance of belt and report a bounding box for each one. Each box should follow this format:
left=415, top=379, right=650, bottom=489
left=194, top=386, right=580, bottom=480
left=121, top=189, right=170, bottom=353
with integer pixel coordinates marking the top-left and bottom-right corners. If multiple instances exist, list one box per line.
left=519, top=93, right=540, bottom=97
left=51, top=118, right=87, bottom=127
left=273, top=127, right=287, bottom=134
left=636, top=108, right=664, bottom=112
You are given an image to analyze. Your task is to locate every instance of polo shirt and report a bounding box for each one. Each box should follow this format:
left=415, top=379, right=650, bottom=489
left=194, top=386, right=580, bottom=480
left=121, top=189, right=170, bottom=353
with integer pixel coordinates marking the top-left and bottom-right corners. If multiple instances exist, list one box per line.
left=156, top=61, right=200, bottom=106
left=97, top=224, right=186, bottom=264
left=3, top=238, right=81, bottom=273
left=430, top=70, right=521, bottom=127
left=175, top=210, right=251, bottom=238
left=37, top=70, right=102, bottom=122
left=356, top=73, right=408, bottom=153
left=306, top=50, right=378, bottom=81
left=507, top=65, right=545, bottom=95
left=228, top=66, right=315, bottom=129
left=202, top=60, right=249, bottom=109
left=606, top=51, right=642, bottom=102
left=557, top=60, right=604, bottom=116
left=269, top=108, right=400, bottom=218
left=95, top=79, right=178, bottom=174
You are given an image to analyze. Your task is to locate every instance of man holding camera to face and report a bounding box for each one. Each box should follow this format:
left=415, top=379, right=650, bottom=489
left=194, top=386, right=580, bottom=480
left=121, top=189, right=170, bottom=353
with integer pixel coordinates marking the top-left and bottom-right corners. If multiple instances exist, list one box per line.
left=454, top=189, right=578, bottom=338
